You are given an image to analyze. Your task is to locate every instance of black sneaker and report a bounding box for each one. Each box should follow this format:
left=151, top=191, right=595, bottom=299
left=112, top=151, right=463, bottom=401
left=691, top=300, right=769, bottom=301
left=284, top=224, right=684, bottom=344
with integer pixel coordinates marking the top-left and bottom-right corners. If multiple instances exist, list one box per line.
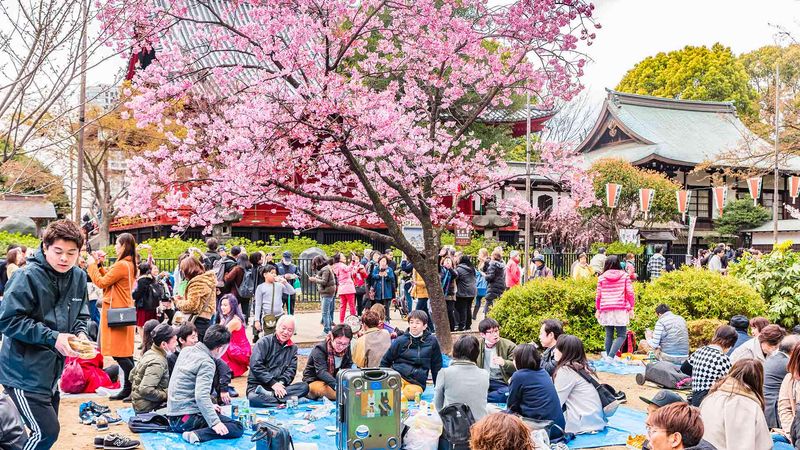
left=94, top=436, right=105, bottom=448
left=228, top=386, right=239, bottom=398
left=88, top=401, right=112, bottom=415
left=104, top=434, right=140, bottom=450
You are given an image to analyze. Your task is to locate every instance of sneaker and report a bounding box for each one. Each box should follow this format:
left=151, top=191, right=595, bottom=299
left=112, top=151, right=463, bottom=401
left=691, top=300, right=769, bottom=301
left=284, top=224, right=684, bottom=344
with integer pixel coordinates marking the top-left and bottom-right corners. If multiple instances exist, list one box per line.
left=94, top=436, right=106, bottom=448
left=80, top=408, right=96, bottom=425
left=103, top=414, right=123, bottom=426
left=181, top=432, right=200, bottom=444
left=95, top=416, right=109, bottom=431
left=104, top=434, right=140, bottom=449
left=86, top=401, right=112, bottom=415
left=635, top=373, right=645, bottom=386
left=227, top=386, right=239, bottom=398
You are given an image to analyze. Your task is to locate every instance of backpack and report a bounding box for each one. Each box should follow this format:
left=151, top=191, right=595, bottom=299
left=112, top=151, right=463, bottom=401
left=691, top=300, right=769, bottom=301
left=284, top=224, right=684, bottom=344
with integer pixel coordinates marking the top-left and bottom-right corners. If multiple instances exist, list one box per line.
left=475, top=269, right=488, bottom=296
left=252, top=422, right=294, bottom=450
left=238, top=267, right=255, bottom=299
left=147, top=282, right=166, bottom=309
left=616, top=330, right=637, bottom=356
left=213, top=258, right=226, bottom=288
left=576, top=369, right=623, bottom=417
left=438, top=403, right=475, bottom=450
left=128, top=413, right=171, bottom=433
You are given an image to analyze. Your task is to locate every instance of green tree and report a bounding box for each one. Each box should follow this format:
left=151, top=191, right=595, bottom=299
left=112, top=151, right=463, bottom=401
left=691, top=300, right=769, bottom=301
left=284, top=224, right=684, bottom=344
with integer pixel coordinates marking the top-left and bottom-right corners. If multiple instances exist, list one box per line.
left=714, top=198, right=770, bottom=236
left=616, top=43, right=757, bottom=117
left=583, top=158, right=681, bottom=238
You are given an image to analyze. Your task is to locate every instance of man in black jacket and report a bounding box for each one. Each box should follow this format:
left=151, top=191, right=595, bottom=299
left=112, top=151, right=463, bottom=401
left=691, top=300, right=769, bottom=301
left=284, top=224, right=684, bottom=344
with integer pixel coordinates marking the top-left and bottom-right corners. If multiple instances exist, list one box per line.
left=247, top=315, right=309, bottom=406
left=302, top=324, right=353, bottom=400
left=0, top=220, right=90, bottom=450
left=539, top=319, right=563, bottom=375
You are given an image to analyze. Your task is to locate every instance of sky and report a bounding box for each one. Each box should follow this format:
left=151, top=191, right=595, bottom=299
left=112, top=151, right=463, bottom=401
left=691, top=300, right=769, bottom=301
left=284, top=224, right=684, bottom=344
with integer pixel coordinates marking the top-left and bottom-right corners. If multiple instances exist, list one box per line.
left=579, top=0, right=800, bottom=104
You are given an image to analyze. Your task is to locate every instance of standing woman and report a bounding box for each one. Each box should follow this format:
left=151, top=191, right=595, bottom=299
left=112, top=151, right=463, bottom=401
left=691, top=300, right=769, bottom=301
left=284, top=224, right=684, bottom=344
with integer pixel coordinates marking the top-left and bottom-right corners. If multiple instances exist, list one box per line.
left=472, top=248, right=489, bottom=321
left=440, top=257, right=458, bottom=332
left=309, top=255, right=337, bottom=336
left=454, top=255, right=476, bottom=331
left=370, top=256, right=396, bottom=322
left=174, top=255, right=217, bottom=341
left=351, top=252, right=368, bottom=315
left=87, top=232, right=137, bottom=401
left=222, top=253, right=251, bottom=318
left=595, top=255, right=635, bottom=359
left=332, top=253, right=357, bottom=323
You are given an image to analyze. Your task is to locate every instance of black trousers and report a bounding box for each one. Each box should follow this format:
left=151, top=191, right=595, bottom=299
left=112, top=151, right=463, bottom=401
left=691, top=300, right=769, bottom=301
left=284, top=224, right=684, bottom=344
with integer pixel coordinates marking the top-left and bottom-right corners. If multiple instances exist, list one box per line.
left=446, top=300, right=456, bottom=332
left=454, top=296, right=473, bottom=330
left=355, top=292, right=365, bottom=315
left=6, top=386, right=60, bottom=450
left=114, top=356, right=135, bottom=397
left=282, top=294, right=296, bottom=315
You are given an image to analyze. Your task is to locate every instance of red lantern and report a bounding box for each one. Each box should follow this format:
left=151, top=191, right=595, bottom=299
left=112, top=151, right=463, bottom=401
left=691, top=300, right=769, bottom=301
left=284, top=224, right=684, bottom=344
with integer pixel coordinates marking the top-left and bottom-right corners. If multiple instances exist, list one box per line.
left=605, top=183, right=622, bottom=209
left=639, top=188, right=654, bottom=220
left=676, top=190, right=691, bottom=223
left=790, top=176, right=800, bottom=201
left=747, top=177, right=762, bottom=206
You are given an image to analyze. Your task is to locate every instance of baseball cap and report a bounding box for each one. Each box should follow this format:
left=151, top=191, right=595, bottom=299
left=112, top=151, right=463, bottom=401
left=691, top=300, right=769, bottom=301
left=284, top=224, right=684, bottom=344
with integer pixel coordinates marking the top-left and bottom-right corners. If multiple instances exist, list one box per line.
left=151, top=323, right=177, bottom=346
left=640, top=390, right=684, bottom=408
left=218, top=245, right=227, bottom=253
left=282, top=251, right=292, bottom=258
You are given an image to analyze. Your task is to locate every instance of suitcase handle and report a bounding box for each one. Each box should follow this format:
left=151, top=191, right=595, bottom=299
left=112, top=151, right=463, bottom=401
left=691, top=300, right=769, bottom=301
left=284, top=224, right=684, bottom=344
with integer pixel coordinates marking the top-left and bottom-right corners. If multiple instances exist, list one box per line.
left=362, top=369, right=388, bottom=381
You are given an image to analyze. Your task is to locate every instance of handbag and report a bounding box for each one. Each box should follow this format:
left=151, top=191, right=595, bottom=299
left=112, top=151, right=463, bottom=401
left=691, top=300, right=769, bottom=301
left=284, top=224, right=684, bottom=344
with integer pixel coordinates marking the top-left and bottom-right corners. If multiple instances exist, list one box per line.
left=576, top=368, right=622, bottom=417
left=260, top=285, right=279, bottom=335
left=107, top=261, right=136, bottom=328
left=252, top=422, right=294, bottom=450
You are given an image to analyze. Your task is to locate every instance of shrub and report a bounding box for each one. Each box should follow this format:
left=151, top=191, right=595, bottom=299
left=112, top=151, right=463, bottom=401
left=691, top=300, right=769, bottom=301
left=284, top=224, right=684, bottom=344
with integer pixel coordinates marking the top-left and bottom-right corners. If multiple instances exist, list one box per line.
left=630, top=266, right=766, bottom=338
left=590, top=241, right=644, bottom=256
left=0, top=232, right=41, bottom=252
left=489, top=277, right=644, bottom=351
left=729, top=245, right=800, bottom=328
left=686, top=319, right=727, bottom=350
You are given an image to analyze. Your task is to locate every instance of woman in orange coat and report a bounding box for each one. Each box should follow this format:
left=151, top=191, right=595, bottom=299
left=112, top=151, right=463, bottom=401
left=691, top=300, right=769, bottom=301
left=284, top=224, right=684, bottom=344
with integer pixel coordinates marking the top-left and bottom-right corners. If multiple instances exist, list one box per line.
left=87, top=232, right=137, bottom=401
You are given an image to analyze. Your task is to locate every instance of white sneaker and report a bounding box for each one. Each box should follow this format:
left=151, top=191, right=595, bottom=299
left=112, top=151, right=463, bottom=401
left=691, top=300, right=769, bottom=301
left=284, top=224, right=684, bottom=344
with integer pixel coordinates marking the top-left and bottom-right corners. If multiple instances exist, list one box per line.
left=182, top=432, right=200, bottom=444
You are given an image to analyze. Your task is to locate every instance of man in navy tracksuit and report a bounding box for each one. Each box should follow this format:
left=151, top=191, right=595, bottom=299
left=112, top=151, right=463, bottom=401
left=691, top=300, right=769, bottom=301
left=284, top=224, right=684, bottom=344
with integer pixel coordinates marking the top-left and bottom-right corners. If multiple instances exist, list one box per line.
left=0, top=220, right=90, bottom=450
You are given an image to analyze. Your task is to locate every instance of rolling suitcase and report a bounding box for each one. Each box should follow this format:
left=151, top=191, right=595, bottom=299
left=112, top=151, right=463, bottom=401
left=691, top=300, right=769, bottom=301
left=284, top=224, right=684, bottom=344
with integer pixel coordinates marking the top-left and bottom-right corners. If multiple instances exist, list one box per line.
left=336, top=368, right=402, bottom=450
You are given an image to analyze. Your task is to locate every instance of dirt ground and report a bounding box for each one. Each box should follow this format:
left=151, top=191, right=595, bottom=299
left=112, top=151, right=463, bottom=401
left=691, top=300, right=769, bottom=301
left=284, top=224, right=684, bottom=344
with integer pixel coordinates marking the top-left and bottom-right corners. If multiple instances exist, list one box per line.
left=53, top=353, right=659, bottom=450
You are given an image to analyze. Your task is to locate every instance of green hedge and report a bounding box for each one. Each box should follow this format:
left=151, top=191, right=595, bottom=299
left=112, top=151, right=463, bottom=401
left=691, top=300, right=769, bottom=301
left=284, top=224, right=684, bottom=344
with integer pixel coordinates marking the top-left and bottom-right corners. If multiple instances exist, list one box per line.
left=490, top=266, right=765, bottom=352
left=0, top=232, right=41, bottom=252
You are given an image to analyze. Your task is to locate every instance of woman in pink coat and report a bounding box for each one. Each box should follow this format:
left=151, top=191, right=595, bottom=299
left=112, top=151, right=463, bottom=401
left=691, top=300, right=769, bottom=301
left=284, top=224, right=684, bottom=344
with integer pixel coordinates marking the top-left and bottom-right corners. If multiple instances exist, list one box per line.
left=595, top=255, right=635, bottom=359
left=332, top=253, right=357, bottom=322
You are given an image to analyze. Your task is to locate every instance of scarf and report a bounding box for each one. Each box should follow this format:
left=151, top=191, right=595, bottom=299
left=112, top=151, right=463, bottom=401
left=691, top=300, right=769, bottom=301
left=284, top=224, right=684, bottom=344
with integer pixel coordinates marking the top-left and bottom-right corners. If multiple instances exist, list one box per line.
left=326, top=334, right=346, bottom=374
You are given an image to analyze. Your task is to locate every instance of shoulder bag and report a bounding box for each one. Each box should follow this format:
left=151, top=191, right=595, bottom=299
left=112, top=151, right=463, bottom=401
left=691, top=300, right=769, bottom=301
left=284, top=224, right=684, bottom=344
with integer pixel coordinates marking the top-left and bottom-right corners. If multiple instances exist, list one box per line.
left=261, top=285, right=279, bottom=335
left=107, top=261, right=137, bottom=327
left=576, top=368, right=623, bottom=417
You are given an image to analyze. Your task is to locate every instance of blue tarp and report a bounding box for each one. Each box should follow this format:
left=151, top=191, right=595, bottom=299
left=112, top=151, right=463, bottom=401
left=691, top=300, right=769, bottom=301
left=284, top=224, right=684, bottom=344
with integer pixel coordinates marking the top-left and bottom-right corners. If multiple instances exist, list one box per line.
left=569, top=406, right=646, bottom=449
left=590, top=359, right=645, bottom=375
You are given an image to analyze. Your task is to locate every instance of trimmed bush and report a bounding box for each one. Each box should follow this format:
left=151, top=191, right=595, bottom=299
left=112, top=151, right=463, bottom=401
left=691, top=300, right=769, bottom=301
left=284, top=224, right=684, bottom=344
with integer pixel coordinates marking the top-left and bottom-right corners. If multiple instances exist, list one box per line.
left=630, top=266, right=766, bottom=338
left=490, top=266, right=765, bottom=352
left=0, top=232, right=41, bottom=252
left=686, top=319, right=727, bottom=350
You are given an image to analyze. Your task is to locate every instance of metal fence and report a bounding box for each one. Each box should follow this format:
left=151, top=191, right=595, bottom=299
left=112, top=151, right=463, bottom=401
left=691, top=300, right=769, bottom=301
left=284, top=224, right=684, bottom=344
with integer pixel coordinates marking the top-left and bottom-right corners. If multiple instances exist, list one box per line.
left=122, top=252, right=691, bottom=303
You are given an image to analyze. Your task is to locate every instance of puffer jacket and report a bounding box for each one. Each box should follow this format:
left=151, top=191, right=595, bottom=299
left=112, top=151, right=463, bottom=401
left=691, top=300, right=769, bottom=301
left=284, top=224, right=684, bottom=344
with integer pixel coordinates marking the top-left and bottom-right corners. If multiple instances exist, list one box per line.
left=595, top=269, right=635, bottom=313
left=483, top=259, right=507, bottom=297
left=176, top=271, right=217, bottom=319
left=454, top=263, right=477, bottom=298
left=131, top=345, right=169, bottom=413
left=380, top=329, right=443, bottom=387
left=302, top=341, right=353, bottom=389
left=312, top=265, right=338, bottom=297
left=369, top=267, right=396, bottom=301
left=0, top=247, right=89, bottom=395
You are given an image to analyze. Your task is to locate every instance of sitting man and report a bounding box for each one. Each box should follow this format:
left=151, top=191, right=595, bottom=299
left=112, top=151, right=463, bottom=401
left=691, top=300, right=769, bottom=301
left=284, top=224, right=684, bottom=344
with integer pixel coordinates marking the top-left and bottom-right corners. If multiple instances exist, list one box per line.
left=645, top=402, right=714, bottom=450
left=380, top=310, right=443, bottom=400
left=247, top=315, right=309, bottom=406
left=475, top=318, right=516, bottom=403
left=764, top=334, right=800, bottom=428
left=131, top=323, right=178, bottom=413
left=728, top=314, right=751, bottom=355
left=539, top=319, right=563, bottom=375
left=639, top=304, right=689, bottom=364
left=302, top=324, right=354, bottom=400
left=166, top=325, right=244, bottom=444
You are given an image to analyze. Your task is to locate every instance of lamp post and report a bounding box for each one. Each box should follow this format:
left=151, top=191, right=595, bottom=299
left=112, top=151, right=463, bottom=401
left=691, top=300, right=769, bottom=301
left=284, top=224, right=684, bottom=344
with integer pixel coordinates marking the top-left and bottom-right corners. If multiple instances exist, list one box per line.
left=524, top=90, right=532, bottom=282
left=773, top=63, right=780, bottom=245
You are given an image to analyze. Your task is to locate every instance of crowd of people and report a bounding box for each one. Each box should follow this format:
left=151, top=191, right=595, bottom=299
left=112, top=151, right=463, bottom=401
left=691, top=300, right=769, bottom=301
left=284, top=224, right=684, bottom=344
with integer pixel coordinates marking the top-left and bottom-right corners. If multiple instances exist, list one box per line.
left=1, top=220, right=799, bottom=450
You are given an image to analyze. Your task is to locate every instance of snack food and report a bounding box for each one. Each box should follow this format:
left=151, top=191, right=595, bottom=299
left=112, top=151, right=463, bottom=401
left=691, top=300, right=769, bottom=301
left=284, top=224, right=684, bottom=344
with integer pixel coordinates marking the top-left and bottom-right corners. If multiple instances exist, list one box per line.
left=69, top=337, right=97, bottom=359
left=626, top=434, right=646, bottom=449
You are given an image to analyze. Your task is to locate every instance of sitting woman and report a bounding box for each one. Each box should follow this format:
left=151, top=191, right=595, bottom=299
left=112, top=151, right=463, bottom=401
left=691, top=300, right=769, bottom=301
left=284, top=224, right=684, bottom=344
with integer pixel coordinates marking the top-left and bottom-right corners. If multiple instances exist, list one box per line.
left=352, top=309, right=392, bottom=368
left=470, top=413, right=536, bottom=450
left=507, top=343, right=566, bottom=439
left=699, top=359, right=772, bottom=450
left=380, top=310, right=443, bottom=400
left=778, top=344, right=800, bottom=437
left=218, top=294, right=252, bottom=378
left=302, top=324, right=354, bottom=400
left=730, top=324, right=785, bottom=364
left=131, top=323, right=178, bottom=413
left=684, top=325, right=737, bottom=407
left=434, top=335, right=489, bottom=420
left=552, top=334, right=605, bottom=434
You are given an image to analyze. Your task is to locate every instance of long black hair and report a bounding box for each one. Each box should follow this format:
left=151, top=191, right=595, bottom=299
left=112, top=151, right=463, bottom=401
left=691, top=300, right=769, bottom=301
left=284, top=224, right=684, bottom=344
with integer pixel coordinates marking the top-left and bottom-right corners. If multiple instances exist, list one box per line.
left=458, top=255, right=473, bottom=268
left=312, top=255, right=328, bottom=272
left=603, top=255, right=623, bottom=272
left=237, top=253, right=251, bottom=269
left=553, top=334, right=592, bottom=379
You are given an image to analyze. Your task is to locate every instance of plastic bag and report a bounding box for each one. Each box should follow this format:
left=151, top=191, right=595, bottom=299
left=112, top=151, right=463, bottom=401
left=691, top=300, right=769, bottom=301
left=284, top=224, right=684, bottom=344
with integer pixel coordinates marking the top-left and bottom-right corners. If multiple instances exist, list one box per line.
left=61, top=357, right=87, bottom=393
left=402, top=411, right=443, bottom=450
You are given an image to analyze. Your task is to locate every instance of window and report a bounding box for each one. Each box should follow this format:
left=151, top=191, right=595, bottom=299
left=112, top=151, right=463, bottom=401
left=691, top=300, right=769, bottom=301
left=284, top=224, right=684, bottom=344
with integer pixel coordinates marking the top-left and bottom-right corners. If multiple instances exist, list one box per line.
left=537, top=195, right=553, bottom=214
left=688, top=189, right=710, bottom=219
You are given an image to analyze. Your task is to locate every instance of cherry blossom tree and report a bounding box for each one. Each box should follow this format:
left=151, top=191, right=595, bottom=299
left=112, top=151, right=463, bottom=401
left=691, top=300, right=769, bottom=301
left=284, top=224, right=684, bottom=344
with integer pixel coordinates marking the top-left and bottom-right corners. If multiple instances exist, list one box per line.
left=99, top=0, right=598, bottom=351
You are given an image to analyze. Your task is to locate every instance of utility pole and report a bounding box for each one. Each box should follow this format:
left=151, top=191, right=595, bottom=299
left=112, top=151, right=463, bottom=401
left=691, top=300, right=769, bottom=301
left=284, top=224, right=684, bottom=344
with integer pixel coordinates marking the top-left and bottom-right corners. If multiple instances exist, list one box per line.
left=773, top=63, right=780, bottom=245
left=524, top=90, right=532, bottom=282
left=74, top=0, right=89, bottom=223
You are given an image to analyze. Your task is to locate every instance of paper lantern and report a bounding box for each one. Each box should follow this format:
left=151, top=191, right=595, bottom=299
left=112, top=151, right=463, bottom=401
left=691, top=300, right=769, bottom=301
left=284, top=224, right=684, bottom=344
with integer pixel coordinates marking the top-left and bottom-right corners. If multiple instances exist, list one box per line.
left=676, top=190, right=691, bottom=223
left=605, top=183, right=622, bottom=209
left=639, top=188, right=654, bottom=220
left=791, top=176, right=800, bottom=201
left=747, top=177, right=762, bottom=206
left=712, top=186, right=728, bottom=216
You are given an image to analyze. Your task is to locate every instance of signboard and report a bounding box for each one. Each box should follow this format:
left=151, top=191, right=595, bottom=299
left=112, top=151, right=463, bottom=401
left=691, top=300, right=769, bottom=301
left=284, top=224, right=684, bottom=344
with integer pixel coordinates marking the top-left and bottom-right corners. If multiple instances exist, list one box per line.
left=402, top=226, right=425, bottom=251
left=455, top=228, right=471, bottom=247
left=618, top=228, right=639, bottom=245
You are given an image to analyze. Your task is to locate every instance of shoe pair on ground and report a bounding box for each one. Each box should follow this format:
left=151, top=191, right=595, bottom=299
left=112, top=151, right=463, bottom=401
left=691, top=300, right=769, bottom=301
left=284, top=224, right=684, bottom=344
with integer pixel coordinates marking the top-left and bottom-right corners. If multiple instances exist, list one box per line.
left=94, top=434, right=140, bottom=450
left=79, top=401, right=122, bottom=428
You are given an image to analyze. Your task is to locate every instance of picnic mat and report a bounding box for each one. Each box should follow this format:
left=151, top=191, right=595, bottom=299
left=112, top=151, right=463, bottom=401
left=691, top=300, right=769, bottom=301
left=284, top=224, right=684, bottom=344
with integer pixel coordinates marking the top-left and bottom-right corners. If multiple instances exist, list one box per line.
left=569, top=406, right=646, bottom=449
left=590, top=358, right=645, bottom=375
